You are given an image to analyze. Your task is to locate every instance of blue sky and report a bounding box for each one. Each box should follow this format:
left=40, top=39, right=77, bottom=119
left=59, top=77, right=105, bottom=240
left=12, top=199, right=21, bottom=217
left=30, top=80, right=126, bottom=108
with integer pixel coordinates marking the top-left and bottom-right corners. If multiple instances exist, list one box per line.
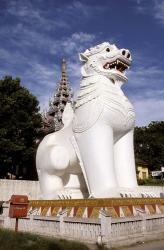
left=0, top=0, right=164, bottom=126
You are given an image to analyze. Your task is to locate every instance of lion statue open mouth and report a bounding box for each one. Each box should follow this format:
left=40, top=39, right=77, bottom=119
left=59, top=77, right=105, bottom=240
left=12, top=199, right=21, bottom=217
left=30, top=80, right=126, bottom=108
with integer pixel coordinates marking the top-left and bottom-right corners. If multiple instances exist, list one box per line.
left=36, top=42, right=138, bottom=199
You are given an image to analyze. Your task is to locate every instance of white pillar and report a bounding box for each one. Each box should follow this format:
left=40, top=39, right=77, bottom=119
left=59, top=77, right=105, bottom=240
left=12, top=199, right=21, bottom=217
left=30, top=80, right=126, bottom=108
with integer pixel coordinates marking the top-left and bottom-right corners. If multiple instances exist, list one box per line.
left=141, top=214, right=146, bottom=235
left=2, top=203, right=10, bottom=216
left=99, top=210, right=111, bottom=243
left=59, top=209, right=67, bottom=235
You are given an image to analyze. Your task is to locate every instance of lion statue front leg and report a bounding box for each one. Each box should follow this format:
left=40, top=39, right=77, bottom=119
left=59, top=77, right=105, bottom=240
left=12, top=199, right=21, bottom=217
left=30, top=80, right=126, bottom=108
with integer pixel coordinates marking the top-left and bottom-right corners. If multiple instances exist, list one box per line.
left=74, top=120, right=119, bottom=198
left=114, top=129, right=138, bottom=189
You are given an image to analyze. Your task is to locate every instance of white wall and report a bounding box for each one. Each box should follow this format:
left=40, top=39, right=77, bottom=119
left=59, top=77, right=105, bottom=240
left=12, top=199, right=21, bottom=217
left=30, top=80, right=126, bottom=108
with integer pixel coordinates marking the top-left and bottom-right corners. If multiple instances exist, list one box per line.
left=0, top=179, right=40, bottom=201
left=0, top=179, right=164, bottom=201
left=137, top=185, right=164, bottom=196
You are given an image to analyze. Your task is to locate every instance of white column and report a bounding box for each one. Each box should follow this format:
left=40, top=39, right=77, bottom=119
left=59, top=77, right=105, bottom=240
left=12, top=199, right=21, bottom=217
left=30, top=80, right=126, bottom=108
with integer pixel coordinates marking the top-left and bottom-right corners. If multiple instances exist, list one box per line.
left=59, top=209, right=67, bottom=235
left=99, top=210, right=111, bottom=243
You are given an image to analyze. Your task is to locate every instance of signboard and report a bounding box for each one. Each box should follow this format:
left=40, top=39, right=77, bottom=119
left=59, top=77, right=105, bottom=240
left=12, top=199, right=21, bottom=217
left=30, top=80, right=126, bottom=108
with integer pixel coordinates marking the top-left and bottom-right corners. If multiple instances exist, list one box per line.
left=151, top=171, right=162, bottom=177
left=9, top=195, right=29, bottom=232
left=9, top=195, right=29, bottom=218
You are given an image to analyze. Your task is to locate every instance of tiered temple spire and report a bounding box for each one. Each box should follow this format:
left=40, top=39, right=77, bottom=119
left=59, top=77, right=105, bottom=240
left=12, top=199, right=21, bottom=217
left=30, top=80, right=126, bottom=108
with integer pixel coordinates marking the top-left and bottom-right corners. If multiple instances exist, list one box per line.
left=42, top=59, right=73, bottom=135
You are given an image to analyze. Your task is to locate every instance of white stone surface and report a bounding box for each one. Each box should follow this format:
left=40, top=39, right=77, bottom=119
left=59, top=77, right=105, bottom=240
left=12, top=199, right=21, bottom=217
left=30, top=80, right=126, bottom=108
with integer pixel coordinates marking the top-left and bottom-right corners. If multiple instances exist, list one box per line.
left=36, top=42, right=149, bottom=199
left=73, top=42, right=138, bottom=198
left=36, top=104, right=88, bottom=199
left=0, top=179, right=163, bottom=201
left=0, top=179, right=40, bottom=201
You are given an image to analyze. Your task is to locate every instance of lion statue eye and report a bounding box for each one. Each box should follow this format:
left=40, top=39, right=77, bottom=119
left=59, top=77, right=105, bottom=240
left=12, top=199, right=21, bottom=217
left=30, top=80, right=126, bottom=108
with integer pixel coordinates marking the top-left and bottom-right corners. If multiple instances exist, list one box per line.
left=106, top=48, right=110, bottom=52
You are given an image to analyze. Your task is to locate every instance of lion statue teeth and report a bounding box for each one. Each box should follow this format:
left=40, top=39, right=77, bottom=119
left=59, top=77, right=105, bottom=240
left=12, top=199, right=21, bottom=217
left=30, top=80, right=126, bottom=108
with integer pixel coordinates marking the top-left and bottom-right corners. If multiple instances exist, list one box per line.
left=36, top=42, right=138, bottom=199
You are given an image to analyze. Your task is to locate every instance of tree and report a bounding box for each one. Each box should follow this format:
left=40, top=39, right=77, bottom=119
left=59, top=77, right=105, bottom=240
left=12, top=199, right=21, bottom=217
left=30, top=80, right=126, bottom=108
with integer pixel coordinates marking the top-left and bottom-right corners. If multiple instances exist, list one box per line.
left=0, top=76, right=42, bottom=180
left=134, top=121, right=164, bottom=171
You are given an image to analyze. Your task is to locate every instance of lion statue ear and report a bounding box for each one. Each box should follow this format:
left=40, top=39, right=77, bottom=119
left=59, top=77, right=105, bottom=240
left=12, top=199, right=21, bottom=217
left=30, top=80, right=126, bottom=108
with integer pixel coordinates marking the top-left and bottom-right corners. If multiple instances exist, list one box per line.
left=79, top=53, right=88, bottom=62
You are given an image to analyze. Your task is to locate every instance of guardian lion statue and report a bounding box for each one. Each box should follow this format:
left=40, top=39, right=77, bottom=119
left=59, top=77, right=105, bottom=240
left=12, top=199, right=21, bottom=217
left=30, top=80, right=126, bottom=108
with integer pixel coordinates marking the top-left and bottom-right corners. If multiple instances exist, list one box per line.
left=36, top=42, right=138, bottom=199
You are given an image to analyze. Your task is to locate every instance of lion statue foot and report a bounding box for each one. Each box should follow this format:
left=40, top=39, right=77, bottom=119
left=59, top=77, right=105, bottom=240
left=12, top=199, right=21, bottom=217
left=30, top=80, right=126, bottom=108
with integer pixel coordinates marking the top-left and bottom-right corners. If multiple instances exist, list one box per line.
left=57, top=189, right=72, bottom=199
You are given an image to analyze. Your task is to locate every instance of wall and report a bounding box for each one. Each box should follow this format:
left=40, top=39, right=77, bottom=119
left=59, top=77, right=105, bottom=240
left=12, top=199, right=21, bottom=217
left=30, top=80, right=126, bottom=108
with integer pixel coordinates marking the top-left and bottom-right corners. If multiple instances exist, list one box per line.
left=119, top=185, right=164, bottom=197
left=0, top=179, right=40, bottom=201
left=137, top=185, right=164, bottom=195
left=0, top=179, right=164, bottom=201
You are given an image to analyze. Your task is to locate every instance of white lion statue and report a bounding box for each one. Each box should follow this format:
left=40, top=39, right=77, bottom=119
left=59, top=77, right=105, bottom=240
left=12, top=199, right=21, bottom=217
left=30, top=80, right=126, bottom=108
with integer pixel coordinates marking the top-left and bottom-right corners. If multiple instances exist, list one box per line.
left=36, top=42, right=138, bottom=199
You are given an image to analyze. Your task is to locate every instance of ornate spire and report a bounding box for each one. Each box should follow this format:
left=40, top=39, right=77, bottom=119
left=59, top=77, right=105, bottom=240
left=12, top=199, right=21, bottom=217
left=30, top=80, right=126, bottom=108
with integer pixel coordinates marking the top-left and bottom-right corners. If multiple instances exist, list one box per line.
left=61, top=58, right=66, bottom=77
left=42, top=59, right=73, bottom=135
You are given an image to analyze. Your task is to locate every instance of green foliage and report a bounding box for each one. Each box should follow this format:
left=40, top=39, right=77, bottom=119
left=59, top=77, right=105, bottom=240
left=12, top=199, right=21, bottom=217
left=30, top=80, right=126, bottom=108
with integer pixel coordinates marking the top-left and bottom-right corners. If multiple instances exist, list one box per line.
left=138, top=178, right=164, bottom=186
left=134, top=121, right=164, bottom=171
left=0, top=76, right=42, bottom=180
left=0, top=229, right=89, bottom=250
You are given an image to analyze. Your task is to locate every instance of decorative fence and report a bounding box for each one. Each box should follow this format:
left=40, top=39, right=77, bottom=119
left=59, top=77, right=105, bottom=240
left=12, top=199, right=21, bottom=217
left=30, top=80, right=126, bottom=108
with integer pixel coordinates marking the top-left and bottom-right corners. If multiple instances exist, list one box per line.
left=1, top=207, right=164, bottom=247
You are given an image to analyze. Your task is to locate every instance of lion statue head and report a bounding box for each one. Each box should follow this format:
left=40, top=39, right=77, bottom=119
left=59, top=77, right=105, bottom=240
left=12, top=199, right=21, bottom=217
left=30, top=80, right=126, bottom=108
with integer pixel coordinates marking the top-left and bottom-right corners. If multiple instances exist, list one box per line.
left=79, top=42, right=132, bottom=83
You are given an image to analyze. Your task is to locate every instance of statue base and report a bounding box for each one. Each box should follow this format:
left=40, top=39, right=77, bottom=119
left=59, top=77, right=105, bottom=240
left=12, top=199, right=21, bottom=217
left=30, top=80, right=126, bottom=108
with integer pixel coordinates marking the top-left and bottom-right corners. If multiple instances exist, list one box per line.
left=29, top=197, right=164, bottom=218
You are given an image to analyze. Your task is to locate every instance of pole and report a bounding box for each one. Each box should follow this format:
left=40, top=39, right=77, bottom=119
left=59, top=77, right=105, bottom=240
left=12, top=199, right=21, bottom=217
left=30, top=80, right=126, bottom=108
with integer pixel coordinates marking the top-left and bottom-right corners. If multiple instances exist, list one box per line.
left=15, top=218, right=19, bottom=232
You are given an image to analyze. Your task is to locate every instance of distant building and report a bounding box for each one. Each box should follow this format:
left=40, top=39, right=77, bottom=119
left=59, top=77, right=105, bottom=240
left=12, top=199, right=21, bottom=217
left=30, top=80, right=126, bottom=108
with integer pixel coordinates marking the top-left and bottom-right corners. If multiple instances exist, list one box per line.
left=136, top=159, right=149, bottom=180
left=42, top=59, right=73, bottom=135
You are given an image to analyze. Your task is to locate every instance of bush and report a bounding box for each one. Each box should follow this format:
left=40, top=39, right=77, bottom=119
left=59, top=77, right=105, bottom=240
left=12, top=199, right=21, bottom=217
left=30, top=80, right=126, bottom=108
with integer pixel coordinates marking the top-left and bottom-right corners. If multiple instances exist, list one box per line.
left=0, top=228, right=89, bottom=250
left=138, top=178, right=164, bottom=186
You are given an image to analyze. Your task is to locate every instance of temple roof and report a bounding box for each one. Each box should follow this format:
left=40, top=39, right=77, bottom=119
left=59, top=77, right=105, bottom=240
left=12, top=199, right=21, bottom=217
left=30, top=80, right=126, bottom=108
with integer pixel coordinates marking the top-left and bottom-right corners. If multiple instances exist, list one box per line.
left=41, top=59, right=73, bottom=135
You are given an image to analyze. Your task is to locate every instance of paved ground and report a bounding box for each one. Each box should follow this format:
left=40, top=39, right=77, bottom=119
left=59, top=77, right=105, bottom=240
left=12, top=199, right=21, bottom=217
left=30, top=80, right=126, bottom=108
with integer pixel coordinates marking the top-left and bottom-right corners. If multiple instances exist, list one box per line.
left=121, top=240, right=164, bottom=250
left=87, top=239, right=164, bottom=250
